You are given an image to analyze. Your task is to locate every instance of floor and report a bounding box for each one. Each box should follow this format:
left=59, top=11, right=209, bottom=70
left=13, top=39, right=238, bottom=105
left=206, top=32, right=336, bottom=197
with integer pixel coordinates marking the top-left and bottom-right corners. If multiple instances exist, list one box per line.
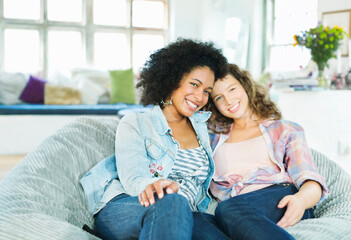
left=0, top=155, right=25, bottom=181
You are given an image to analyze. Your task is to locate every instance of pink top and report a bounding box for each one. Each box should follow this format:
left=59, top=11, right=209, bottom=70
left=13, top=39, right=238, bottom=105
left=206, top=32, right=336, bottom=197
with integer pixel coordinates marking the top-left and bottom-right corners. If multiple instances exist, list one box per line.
left=210, top=120, right=329, bottom=204
left=213, top=135, right=280, bottom=197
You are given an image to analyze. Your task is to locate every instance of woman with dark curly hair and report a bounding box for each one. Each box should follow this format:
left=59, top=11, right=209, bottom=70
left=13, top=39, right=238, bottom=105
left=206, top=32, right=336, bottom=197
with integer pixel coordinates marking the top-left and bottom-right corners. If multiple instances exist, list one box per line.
left=207, top=64, right=329, bottom=240
left=81, top=38, right=229, bottom=240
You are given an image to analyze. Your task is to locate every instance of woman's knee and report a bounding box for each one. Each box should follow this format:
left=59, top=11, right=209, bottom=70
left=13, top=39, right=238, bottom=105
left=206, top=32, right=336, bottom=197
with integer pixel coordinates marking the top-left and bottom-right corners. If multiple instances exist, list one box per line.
left=155, top=193, right=190, bottom=211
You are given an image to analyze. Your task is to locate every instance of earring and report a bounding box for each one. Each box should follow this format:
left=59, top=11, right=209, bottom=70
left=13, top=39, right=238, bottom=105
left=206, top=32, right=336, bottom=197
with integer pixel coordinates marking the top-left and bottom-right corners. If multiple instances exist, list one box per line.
left=161, top=97, right=173, bottom=107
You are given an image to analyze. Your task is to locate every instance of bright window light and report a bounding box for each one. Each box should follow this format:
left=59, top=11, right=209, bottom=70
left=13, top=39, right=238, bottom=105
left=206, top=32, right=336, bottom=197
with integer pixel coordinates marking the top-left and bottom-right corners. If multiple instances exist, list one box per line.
left=47, top=0, right=82, bottom=22
left=3, top=0, right=40, bottom=20
left=225, top=17, right=241, bottom=42
left=269, top=45, right=311, bottom=71
left=94, top=0, right=127, bottom=26
left=48, top=30, right=84, bottom=76
left=274, top=0, right=317, bottom=44
left=132, top=1, right=165, bottom=28
left=94, top=32, right=130, bottom=70
left=269, top=0, right=318, bottom=71
left=4, top=29, right=40, bottom=73
left=133, top=34, right=164, bottom=72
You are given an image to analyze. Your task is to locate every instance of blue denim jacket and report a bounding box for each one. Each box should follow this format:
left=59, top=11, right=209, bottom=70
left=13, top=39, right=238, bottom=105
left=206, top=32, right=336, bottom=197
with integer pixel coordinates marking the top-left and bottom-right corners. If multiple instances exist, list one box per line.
left=80, top=106, right=215, bottom=215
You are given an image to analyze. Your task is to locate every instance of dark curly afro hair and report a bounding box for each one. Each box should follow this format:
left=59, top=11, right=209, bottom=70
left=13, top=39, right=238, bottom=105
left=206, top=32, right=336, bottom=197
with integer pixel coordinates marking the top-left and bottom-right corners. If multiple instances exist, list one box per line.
left=136, top=38, right=228, bottom=106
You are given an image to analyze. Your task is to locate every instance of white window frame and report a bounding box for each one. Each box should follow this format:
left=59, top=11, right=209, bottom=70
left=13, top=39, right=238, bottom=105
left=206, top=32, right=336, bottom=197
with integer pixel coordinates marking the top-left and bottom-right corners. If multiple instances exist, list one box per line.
left=0, top=0, right=169, bottom=78
left=265, top=0, right=317, bottom=72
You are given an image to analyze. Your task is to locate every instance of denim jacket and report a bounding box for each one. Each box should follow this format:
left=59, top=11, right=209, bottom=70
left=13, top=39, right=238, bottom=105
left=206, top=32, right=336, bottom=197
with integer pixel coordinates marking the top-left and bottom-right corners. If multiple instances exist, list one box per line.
left=80, top=106, right=215, bottom=215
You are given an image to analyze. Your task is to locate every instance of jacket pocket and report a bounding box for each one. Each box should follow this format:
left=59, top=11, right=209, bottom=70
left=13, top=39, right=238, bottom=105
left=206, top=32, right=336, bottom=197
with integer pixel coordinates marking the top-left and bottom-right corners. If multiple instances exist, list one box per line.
left=145, top=138, right=174, bottom=177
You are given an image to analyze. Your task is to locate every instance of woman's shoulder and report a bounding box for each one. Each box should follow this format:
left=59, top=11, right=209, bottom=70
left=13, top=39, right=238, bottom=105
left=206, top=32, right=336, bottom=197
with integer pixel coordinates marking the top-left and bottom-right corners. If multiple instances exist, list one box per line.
left=120, top=111, right=141, bottom=122
left=119, top=110, right=153, bottom=127
left=264, top=119, right=305, bottom=133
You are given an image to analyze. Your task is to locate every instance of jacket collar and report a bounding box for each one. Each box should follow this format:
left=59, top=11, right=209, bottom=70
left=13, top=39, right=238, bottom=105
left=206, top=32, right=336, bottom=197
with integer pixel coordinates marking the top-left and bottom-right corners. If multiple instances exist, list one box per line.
left=151, top=105, right=211, bottom=135
left=261, top=119, right=275, bottom=127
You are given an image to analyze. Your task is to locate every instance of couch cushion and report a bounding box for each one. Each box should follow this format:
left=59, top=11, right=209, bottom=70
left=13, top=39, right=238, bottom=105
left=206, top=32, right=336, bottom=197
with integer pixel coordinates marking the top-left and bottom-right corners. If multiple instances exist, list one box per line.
left=0, top=117, right=119, bottom=239
left=286, top=149, right=351, bottom=239
left=44, top=84, right=82, bottom=105
left=109, top=68, right=136, bottom=104
left=19, top=75, right=47, bottom=104
left=0, top=72, right=27, bottom=105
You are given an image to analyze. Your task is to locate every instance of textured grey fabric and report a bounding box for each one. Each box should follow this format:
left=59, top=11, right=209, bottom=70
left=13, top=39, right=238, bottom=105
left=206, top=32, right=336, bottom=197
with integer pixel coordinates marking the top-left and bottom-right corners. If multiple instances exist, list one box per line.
left=0, top=117, right=350, bottom=239
left=0, top=117, right=118, bottom=239
left=287, top=149, right=351, bottom=240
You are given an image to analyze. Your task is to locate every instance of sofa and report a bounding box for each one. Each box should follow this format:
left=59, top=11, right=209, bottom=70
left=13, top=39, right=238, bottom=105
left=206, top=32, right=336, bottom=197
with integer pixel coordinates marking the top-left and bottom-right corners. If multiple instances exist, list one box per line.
left=0, top=117, right=351, bottom=239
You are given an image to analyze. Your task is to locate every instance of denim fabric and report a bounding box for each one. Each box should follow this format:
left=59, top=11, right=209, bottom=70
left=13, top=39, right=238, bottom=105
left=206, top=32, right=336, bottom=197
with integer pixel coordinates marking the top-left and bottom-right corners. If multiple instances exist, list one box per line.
left=95, top=193, right=193, bottom=240
left=79, top=154, right=124, bottom=214
left=80, top=106, right=215, bottom=214
left=215, top=184, right=314, bottom=240
left=95, top=193, right=230, bottom=240
left=192, top=212, right=230, bottom=240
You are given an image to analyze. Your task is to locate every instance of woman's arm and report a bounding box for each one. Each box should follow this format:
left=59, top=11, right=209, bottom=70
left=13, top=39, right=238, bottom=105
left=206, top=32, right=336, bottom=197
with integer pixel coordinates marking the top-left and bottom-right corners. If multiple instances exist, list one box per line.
left=115, top=115, right=160, bottom=196
left=276, top=180, right=322, bottom=228
left=284, top=123, right=329, bottom=202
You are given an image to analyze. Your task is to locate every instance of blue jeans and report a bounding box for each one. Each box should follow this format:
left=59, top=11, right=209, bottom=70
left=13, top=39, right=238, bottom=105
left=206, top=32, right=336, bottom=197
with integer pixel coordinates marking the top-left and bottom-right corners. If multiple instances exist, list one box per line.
left=193, top=212, right=230, bottom=240
left=215, top=184, right=314, bottom=240
left=95, top=193, right=229, bottom=240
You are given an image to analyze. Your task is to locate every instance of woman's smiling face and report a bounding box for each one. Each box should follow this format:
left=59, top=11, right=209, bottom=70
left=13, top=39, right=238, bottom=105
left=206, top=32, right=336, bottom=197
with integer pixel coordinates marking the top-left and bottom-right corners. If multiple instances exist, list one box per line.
left=211, top=74, right=251, bottom=121
left=166, top=66, right=215, bottom=118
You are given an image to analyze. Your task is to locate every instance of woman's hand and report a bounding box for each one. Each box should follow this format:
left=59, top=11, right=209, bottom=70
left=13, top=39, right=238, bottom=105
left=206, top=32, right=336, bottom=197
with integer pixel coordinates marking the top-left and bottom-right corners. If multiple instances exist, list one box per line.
left=138, top=179, right=180, bottom=207
left=277, top=180, right=322, bottom=228
left=276, top=194, right=306, bottom=228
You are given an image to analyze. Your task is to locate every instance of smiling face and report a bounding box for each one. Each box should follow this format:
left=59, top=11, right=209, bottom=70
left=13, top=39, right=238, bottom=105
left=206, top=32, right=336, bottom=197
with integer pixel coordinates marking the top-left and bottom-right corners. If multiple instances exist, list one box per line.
left=165, top=66, right=215, bottom=119
left=211, top=74, right=251, bottom=121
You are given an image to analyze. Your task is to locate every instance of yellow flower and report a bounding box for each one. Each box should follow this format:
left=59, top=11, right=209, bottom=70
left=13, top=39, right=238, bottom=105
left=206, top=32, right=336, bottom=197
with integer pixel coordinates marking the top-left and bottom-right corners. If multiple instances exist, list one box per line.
left=293, top=35, right=298, bottom=47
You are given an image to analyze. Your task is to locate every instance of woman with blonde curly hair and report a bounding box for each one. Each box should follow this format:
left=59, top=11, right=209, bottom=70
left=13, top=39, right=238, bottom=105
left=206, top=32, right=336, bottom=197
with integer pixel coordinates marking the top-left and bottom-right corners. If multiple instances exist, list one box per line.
left=207, top=64, right=329, bottom=240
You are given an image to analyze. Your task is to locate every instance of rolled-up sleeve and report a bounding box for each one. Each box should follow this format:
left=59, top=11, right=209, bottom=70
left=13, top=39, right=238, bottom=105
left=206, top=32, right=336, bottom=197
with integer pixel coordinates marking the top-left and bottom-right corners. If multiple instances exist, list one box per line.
left=285, top=125, right=329, bottom=204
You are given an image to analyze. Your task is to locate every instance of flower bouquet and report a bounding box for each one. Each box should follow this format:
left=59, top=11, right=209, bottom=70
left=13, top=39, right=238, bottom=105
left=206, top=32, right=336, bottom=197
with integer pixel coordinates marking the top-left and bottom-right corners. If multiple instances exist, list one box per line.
left=293, top=24, right=348, bottom=87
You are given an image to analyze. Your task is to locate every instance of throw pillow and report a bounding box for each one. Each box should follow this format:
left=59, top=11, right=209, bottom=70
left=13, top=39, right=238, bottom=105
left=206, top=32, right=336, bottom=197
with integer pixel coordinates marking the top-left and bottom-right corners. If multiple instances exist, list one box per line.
left=0, top=72, right=28, bottom=105
left=71, top=68, right=110, bottom=90
left=19, top=75, right=47, bottom=104
left=109, top=68, right=136, bottom=104
left=44, top=84, right=82, bottom=105
left=76, top=76, right=106, bottom=105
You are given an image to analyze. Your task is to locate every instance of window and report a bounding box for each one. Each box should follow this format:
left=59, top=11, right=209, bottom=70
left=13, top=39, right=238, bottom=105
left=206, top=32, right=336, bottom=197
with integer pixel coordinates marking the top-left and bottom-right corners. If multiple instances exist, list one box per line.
left=0, top=0, right=169, bottom=78
left=266, top=0, right=318, bottom=71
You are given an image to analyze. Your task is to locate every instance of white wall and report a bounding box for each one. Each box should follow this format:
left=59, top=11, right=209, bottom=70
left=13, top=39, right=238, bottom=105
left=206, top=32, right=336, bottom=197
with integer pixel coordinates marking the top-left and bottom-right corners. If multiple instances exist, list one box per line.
left=318, top=0, right=351, bottom=73
left=169, top=0, right=204, bottom=40
left=170, top=0, right=351, bottom=77
left=169, top=0, right=264, bottom=78
left=273, top=90, right=351, bottom=173
left=318, top=0, right=351, bottom=19
left=0, top=115, right=117, bottom=155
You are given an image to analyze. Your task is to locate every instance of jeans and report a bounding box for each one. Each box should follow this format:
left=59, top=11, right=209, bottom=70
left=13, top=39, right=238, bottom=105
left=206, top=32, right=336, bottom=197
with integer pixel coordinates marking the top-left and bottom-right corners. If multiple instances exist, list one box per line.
left=193, top=212, right=230, bottom=240
left=215, top=184, right=314, bottom=240
left=95, top=193, right=192, bottom=240
left=95, top=193, right=229, bottom=240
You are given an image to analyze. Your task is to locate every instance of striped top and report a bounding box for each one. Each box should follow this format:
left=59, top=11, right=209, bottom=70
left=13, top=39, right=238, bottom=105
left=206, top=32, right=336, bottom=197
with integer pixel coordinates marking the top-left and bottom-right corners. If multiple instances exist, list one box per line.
left=168, top=146, right=210, bottom=211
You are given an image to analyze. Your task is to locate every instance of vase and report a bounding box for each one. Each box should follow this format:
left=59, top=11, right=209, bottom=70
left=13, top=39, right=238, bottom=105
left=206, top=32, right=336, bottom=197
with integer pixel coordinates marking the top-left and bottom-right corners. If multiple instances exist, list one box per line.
left=317, top=69, right=328, bottom=89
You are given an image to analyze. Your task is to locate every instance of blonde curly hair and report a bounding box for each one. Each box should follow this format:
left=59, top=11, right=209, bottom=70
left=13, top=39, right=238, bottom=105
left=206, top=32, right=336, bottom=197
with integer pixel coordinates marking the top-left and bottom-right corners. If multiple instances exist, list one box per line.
left=206, top=64, right=282, bottom=134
